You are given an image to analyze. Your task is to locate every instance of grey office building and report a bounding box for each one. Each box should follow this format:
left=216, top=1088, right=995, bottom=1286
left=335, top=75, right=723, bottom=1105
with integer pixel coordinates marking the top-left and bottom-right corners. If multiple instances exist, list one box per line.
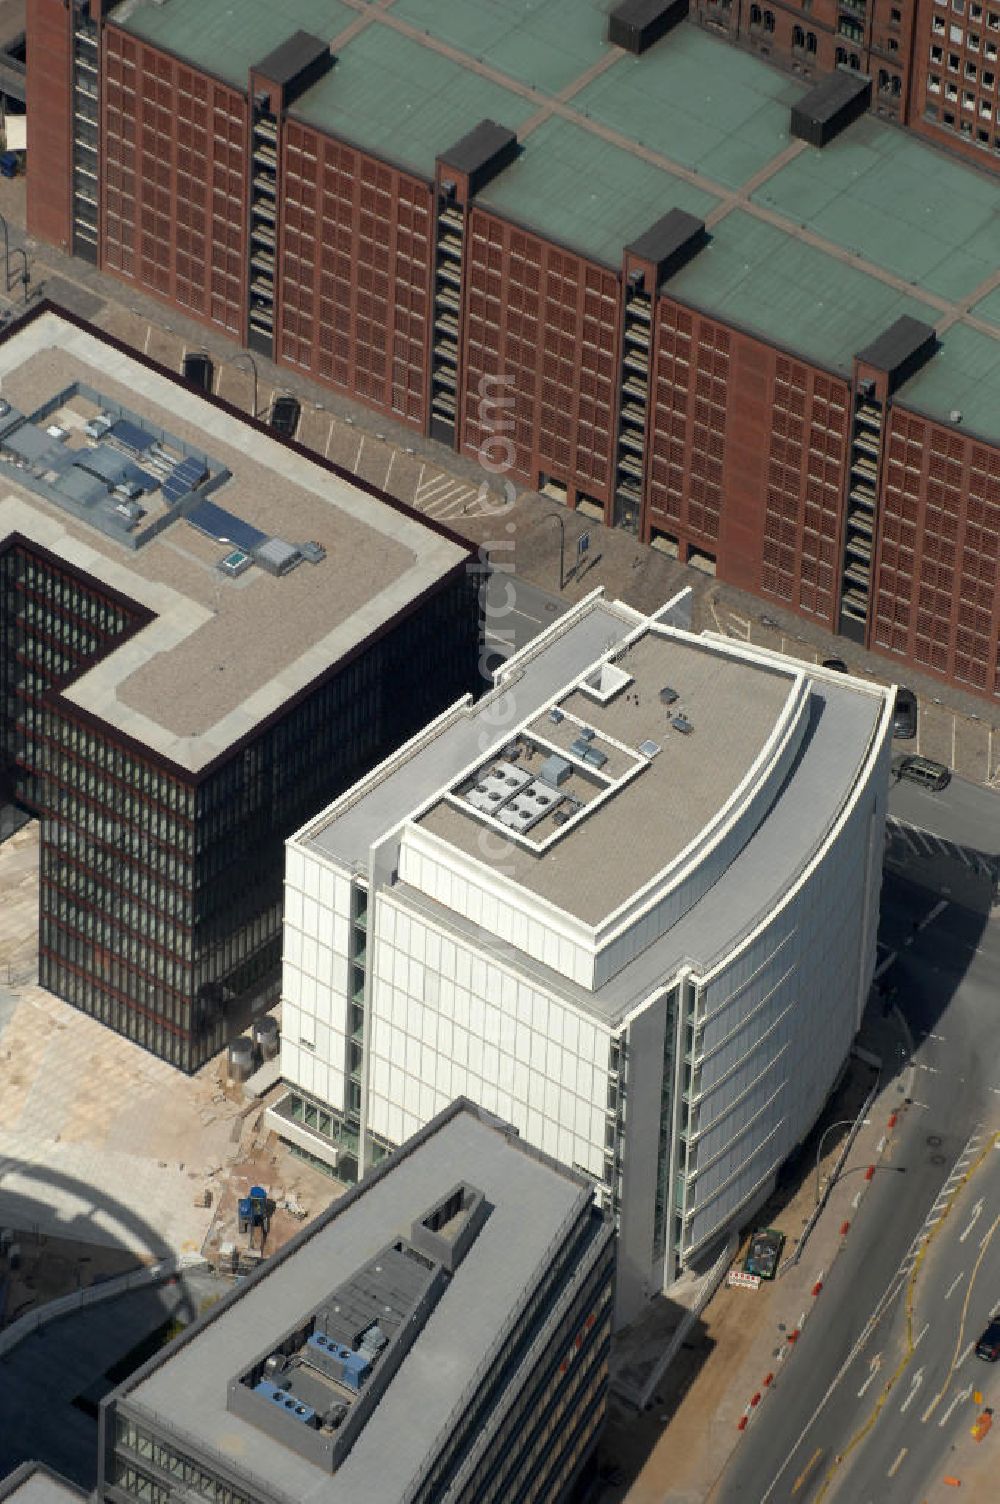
left=99, top=1099, right=615, bottom=1504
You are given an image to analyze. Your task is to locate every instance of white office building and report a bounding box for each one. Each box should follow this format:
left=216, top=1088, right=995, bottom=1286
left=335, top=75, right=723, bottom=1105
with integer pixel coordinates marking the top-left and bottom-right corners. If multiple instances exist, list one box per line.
left=269, top=588, right=894, bottom=1323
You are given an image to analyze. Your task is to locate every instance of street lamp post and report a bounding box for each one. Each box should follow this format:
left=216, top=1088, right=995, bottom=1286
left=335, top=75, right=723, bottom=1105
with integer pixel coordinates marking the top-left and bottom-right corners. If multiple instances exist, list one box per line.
left=815, top=1119, right=857, bottom=1205
left=542, top=512, right=566, bottom=592
left=8, top=247, right=27, bottom=302
left=231, top=351, right=259, bottom=419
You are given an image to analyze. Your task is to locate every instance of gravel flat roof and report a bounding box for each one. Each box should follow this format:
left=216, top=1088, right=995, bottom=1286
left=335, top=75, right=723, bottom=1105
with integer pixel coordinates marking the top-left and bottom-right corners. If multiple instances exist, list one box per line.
left=416, top=629, right=795, bottom=926
left=0, top=311, right=468, bottom=774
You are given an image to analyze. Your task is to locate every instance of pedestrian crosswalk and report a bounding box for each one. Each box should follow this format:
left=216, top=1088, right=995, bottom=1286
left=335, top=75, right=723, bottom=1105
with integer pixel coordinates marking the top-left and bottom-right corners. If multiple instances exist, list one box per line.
left=884, top=816, right=998, bottom=884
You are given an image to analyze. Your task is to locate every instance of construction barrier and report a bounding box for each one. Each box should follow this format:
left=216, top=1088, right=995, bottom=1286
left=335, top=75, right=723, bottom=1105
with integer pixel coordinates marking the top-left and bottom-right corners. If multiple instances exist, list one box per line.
left=727, top=1269, right=762, bottom=1290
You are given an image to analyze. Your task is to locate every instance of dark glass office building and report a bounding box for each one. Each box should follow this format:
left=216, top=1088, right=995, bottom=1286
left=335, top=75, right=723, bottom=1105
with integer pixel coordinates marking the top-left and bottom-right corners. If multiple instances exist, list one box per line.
left=0, top=305, right=480, bottom=1071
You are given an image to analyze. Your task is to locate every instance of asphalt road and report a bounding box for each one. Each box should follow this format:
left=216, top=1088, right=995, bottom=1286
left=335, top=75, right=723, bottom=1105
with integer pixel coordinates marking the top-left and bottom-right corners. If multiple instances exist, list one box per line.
left=480, top=570, right=569, bottom=677
left=824, top=1137, right=1000, bottom=1502
left=710, top=812, right=1000, bottom=1504
left=888, top=770, right=1000, bottom=859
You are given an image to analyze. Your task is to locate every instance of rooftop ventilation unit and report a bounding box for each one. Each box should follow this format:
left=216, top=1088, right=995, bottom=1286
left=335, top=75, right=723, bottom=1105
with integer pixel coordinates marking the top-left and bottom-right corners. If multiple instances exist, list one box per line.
left=671, top=715, right=694, bottom=735
left=608, top=0, right=689, bottom=56
left=538, top=754, right=572, bottom=788
left=659, top=685, right=679, bottom=705
left=437, top=120, right=519, bottom=195
left=580, top=727, right=596, bottom=741
left=856, top=316, right=938, bottom=394
left=790, top=67, right=871, bottom=148
left=497, top=779, right=564, bottom=833
left=582, top=745, right=608, bottom=768
left=253, top=537, right=302, bottom=576
left=638, top=739, right=661, bottom=758
left=626, top=208, right=708, bottom=288
left=548, top=707, right=564, bottom=724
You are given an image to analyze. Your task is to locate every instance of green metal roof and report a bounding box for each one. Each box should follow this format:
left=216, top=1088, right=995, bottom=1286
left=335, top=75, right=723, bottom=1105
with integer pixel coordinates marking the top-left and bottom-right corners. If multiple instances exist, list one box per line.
left=476, top=117, right=719, bottom=269
left=109, top=2, right=1000, bottom=444
left=972, top=286, right=1000, bottom=331
left=895, top=323, right=1000, bottom=444
left=391, top=0, right=610, bottom=92
left=113, top=0, right=354, bottom=90
left=664, top=209, right=932, bottom=377
left=292, top=27, right=536, bottom=178
left=753, top=118, right=1000, bottom=304
left=572, top=24, right=802, bottom=189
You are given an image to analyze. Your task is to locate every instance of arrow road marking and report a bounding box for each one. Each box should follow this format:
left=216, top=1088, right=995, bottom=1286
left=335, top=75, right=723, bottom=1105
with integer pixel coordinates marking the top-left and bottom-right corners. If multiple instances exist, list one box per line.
left=939, top=1385, right=973, bottom=1427
left=959, top=1199, right=984, bottom=1243
left=857, top=1354, right=883, bottom=1398
left=900, top=1368, right=924, bottom=1413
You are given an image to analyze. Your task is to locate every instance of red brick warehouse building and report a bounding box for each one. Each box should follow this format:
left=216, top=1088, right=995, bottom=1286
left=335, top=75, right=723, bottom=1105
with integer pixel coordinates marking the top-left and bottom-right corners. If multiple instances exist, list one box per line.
left=27, top=0, right=1000, bottom=703
left=691, top=0, right=1000, bottom=171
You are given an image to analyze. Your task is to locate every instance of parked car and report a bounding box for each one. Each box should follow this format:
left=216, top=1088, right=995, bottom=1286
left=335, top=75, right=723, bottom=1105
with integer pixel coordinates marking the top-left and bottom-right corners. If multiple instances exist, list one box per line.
left=975, top=1316, right=1000, bottom=1361
left=744, top=1227, right=786, bottom=1281
left=269, top=394, right=301, bottom=438
left=893, top=686, right=918, bottom=740
left=893, top=754, right=951, bottom=792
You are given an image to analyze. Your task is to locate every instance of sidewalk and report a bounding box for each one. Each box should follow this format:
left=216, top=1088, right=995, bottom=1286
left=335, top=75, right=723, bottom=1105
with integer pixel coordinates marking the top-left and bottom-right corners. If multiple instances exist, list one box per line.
left=598, top=1004, right=914, bottom=1504
left=1, top=178, right=997, bottom=787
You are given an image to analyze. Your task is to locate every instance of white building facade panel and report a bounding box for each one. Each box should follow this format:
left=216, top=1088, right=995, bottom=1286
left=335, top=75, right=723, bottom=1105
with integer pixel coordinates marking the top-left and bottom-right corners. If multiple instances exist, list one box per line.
left=682, top=743, right=889, bottom=1256
left=366, top=893, right=610, bottom=1181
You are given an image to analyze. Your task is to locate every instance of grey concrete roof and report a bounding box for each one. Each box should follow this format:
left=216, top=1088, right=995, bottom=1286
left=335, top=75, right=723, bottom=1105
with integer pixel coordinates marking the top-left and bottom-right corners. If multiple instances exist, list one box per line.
left=302, top=595, right=640, bottom=870
left=119, top=1102, right=593, bottom=1504
left=391, top=672, right=884, bottom=1026
left=0, top=1464, right=86, bottom=1503
left=0, top=312, right=467, bottom=774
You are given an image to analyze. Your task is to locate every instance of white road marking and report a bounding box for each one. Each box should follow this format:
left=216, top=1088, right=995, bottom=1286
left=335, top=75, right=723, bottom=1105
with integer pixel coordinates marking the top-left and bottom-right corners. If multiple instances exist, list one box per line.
left=909, top=1100, right=931, bottom=1110
left=899, top=1368, right=924, bottom=1413
left=957, top=1341, right=975, bottom=1366
left=945, top=1272, right=964, bottom=1300
left=353, top=436, right=365, bottom=472
left=914, top=1322, right=930, bottom=1348
left=324, top=420, right=336, bottom=458
left=383, top=449, right=395, bottom=493
left=857, top=1352, right=883, bottom=1398
left=887, top=1446, right=908, bottom=1477
left=959, top=1199, right=984, bottom=1243
left=939, top=1385, right=974, bottom=1428
left=928, top=1032, right=946, bottom=1042
left=916, top=1062, right=940, bottom=1073
left=143, top=324, right=152, bottom=355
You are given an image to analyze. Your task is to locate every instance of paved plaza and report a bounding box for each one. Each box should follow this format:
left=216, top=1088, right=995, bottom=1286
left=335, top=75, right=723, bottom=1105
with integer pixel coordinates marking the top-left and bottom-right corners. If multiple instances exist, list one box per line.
left=0, top=825, right=336, bottom=1266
